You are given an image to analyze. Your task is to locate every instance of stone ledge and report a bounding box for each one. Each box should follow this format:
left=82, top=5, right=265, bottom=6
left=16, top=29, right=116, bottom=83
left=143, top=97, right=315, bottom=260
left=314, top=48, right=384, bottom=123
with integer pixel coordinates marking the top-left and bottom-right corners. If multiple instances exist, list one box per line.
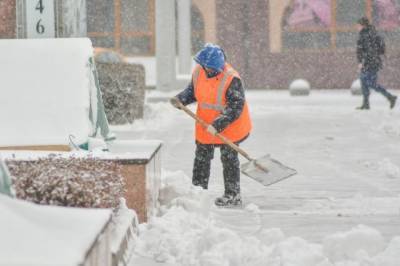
left=110, top=200, right=139, bottom=266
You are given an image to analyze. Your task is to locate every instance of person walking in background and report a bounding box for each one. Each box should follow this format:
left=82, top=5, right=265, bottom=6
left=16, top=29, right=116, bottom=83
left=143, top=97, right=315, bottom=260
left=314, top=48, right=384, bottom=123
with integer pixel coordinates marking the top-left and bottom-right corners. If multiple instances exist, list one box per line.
left=169, top=43, right=252, bottom=207
left=356, top=17, right=397, bottom=110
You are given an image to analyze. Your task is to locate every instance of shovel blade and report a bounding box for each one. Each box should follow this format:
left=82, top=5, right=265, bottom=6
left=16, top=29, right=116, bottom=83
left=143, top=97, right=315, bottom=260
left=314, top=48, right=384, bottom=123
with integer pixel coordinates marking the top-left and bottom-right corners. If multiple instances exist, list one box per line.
left=241, top=154, right=297, bottom=186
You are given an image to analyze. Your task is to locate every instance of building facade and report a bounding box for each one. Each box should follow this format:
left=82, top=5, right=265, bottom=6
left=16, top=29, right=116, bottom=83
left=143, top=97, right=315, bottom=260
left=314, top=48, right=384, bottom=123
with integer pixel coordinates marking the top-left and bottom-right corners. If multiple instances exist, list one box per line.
left=1, top=0, right=399, bottom=89
left=217, top=0, right=400, bottom=89
left=86, top=0, right=209, bottom=55
left=85, top=0, right=400, bottom=90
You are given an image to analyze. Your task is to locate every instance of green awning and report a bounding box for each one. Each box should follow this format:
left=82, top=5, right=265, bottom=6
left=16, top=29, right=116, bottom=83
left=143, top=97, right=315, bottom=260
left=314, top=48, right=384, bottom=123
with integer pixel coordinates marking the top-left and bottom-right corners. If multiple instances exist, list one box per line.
left=0, top=158, right=13, bottom=197
left=78, top=57, right=115, bottom=150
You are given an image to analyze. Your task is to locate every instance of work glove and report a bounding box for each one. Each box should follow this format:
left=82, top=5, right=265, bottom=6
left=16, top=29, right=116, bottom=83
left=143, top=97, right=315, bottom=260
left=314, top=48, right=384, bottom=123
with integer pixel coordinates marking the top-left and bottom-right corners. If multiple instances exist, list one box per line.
left=206, top=125, right=218, bottom=136
left=170, top=97, right=182, bottom=109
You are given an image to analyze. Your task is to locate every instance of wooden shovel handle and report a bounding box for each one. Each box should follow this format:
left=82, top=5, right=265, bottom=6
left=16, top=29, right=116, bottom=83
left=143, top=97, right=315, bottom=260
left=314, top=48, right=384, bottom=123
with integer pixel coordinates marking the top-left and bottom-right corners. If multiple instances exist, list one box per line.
left=176, top=101, right=253, bottom=162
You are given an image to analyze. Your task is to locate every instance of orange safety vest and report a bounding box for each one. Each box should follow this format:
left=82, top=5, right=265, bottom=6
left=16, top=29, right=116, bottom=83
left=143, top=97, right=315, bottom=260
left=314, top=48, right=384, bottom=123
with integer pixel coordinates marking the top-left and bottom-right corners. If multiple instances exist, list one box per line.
left=193, top=63, right=252, bottom=144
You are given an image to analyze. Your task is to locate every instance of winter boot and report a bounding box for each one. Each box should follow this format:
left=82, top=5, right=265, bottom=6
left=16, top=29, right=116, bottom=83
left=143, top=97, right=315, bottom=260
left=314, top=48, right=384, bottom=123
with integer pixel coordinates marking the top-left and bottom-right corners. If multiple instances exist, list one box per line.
left=215, top=194, right=242, bottom=207
left=356, top=97, right=370, bottom=110
left=356, top=104, right=370, bottom=110
left=388, top=95, right=397, bottom=109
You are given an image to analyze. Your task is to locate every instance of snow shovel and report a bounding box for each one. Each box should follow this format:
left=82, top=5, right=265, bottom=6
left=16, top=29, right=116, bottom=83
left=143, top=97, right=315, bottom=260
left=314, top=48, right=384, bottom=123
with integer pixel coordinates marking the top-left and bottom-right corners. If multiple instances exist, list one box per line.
left=177, top=102, right=297, bottom=186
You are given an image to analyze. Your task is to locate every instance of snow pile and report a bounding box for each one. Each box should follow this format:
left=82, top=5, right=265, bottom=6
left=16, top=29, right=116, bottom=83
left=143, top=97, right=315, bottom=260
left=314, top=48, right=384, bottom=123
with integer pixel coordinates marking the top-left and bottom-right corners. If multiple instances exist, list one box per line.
left=379, top=158, right=400, bottom=179
left=158, top=170, right=214, bottom=216
left=323, top=225, right=385, bottom=262
left=360, top=157, right=400, bottom=181
left=7, top=156, right=124, bottom=209
left=136, top=207, right=302, bottom=266
left=133, top=171, right=400, bottom=266
left=371, top=237, right=400, bottom=266
left=361, top=157, right=400, bottom=180
left=379, top=118, right=400, bottom=138
left=323, top=230, right=400, bottom=266
left=245, top=203, right=261, bottom=214
left=257, top=228, right=286, bottom=246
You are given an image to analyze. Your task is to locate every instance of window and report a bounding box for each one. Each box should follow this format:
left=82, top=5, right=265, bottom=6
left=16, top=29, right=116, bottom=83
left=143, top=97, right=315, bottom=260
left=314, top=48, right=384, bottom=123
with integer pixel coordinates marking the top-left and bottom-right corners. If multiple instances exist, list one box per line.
left=87, top=0, right=155, bottom=55
left=88, top=0, right=206, bottom=56
left=0, top=0, right=16, bottom=38
left=373, top=0, right=400, bottom=46
left=373, top=0, right=400, bottom=29
left=87, top=0, right=115, bottom=48
left=120, top=0, right=154, bottom=55
left=282, top=0, right=400, bottom=50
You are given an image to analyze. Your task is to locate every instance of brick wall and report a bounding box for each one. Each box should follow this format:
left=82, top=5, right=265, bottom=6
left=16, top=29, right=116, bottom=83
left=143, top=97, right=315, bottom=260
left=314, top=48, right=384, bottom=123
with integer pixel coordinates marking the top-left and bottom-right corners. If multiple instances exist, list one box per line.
left=0, top=0, right=16, bottom=38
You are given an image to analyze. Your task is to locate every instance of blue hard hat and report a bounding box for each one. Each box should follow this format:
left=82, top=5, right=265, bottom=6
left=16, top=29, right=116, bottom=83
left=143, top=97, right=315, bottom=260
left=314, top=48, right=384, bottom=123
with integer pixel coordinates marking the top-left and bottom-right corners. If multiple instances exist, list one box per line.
left=194, top=43, right=225, bottom=72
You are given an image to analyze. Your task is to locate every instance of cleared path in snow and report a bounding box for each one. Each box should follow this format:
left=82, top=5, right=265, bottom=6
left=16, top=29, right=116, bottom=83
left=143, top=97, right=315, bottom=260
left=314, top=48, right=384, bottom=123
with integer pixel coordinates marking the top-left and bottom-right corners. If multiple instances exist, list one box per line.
left=114, top=90, right=400, bottom=243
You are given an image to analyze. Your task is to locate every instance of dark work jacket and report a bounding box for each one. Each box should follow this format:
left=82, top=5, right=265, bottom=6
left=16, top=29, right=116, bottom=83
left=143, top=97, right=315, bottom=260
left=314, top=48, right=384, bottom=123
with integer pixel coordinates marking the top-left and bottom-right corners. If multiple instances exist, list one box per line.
left=357, top=27, right=382, bottom=72
left=176, top=77, right=246, bottom=134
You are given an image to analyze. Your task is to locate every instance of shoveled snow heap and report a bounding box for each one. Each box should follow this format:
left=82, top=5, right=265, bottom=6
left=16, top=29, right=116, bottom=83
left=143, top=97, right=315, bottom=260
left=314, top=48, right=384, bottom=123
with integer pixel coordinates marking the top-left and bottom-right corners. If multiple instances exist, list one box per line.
left=117, top=90, right=400, bottom=266
left=132, top=170, right=400, bottom=266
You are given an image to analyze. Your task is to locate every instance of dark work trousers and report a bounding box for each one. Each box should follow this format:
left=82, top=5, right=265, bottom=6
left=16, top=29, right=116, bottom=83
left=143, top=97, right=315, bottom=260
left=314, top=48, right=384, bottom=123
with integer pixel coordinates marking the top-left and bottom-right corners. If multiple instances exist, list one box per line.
left=360, top=70, right=392, bottom=103
left=192, top=143, right=240, bottom=197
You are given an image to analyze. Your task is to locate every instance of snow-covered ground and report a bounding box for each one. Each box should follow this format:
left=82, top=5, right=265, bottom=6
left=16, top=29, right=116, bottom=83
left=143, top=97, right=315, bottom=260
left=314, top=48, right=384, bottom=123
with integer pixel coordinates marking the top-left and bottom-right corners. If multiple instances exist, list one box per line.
left=112, top=90, right=400, bottom=266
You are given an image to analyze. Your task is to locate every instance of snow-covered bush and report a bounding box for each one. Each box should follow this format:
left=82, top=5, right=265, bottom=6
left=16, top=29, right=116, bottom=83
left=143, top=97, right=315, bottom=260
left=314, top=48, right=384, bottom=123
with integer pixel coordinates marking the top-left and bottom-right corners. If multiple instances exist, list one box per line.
left=289, top=79, right=310, bottom=96
left=96, top=62, right=145, bottom=125
left=7, top=156, right=124, bottom=209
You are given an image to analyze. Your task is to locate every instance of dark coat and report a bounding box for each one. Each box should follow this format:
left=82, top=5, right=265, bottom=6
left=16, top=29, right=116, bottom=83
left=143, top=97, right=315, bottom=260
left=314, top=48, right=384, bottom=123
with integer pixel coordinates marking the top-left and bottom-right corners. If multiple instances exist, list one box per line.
left=176, top=76, right=245, bottom=133
left=357, top=26, right=382, bottom=72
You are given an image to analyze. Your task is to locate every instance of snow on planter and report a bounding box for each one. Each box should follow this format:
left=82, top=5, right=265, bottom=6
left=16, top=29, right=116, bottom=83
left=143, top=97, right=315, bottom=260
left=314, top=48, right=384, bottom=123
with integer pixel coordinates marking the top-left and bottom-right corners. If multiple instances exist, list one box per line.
left=289, top=79, right=311, bottom=96
left=351, top=79, right=362, bottom=95
left=0, top=38, right=112, bottom=149
left=0, top=193, right=112, bottom=266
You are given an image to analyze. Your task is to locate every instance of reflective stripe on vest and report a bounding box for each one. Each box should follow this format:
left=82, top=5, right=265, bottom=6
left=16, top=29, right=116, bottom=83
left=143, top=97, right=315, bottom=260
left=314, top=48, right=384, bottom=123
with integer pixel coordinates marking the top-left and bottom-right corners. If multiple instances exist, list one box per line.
left=194, top=68, right=235, bottom=111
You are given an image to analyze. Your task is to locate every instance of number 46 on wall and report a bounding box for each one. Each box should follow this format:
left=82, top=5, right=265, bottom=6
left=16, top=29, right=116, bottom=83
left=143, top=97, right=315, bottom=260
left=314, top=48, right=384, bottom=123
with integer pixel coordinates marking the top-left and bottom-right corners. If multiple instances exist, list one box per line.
left=26, top=0, right=55, bottom=38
